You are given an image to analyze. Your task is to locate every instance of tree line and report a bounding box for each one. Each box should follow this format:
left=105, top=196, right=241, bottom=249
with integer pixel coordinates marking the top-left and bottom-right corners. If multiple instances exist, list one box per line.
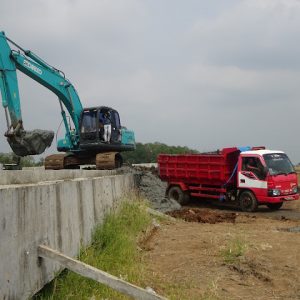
left=122, top=142, right=198, bottom=164
left=0, top=152, right=43, bottom=167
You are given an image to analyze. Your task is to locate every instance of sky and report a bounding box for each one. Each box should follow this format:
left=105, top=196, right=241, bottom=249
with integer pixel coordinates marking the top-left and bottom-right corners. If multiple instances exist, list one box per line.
left=1, top=0, right=300, bottom=162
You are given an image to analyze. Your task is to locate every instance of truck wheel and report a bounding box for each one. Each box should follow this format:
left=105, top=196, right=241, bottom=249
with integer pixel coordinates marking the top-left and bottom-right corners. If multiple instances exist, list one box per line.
left=266, top=202, right=283, bottom=210
left=239, top=191, right=258, bottom=212
left=168, top=186, right=190, bottom=205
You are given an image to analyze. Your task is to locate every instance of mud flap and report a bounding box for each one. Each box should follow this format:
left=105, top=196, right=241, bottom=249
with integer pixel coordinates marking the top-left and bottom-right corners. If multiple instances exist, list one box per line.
left=7, top=129, right=54, bottom=156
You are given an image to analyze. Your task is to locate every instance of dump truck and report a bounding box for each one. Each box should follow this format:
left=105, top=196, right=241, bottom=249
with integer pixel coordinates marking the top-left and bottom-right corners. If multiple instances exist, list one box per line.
left=158, top=146, right=299, bottom=212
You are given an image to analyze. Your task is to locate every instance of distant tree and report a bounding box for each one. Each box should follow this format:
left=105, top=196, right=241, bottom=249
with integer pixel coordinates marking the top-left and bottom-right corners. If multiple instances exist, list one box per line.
left=122, top=142, right=199, bottom=164
left=37, top=157, right=45, bottom=166
left=0, top=152, right=39, bottom=167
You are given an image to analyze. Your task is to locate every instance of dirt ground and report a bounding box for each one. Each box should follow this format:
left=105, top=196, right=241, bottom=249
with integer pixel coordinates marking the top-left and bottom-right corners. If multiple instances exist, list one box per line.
left=142, top=204, right=300, bottom=300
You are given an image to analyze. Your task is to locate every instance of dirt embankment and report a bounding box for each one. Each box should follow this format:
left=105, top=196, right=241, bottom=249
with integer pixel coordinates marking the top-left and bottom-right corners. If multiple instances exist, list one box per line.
left=142, top=214, right=300, bottom=300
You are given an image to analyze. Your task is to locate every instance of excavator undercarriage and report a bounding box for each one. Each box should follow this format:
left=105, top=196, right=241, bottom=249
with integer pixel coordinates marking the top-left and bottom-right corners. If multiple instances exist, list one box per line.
left=44, top=152, right=123, bottom=170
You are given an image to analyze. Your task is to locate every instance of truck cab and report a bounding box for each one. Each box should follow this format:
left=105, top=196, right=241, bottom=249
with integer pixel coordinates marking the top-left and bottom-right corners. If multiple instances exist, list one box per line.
left=238, top=149, right=298, bottom=210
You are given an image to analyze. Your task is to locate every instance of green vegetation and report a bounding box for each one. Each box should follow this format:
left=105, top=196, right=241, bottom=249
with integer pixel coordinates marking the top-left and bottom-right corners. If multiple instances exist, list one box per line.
left=220, top=237, right=247, bottom=264
left=122, top=142, right=199, bottom=164
left=33, top=197, right=152, bottom=300
left=199, top=280, right=221, bottom=300
left=0, top=152, right=43, bottom=167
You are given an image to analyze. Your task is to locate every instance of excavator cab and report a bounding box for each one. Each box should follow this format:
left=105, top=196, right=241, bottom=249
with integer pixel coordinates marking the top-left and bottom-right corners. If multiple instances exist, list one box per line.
left=56, top=105, right=135, bottom=154
left=79, top=106, right=123, bottom=149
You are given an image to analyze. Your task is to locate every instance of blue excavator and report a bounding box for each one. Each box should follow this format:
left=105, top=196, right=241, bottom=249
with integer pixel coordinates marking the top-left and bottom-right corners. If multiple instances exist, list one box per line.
left=0, top=32, right=135, bottom=169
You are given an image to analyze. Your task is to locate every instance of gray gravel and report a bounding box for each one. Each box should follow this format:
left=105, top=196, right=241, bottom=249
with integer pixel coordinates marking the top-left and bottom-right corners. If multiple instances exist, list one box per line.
left=119, top=166, right=181, bottom=212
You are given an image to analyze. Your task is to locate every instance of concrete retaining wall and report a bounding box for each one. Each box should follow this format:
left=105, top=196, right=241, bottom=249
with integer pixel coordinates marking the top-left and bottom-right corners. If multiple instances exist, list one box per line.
left=0, top=169, right=116, bottom=185
left=0, top=172, right=135, bottom=300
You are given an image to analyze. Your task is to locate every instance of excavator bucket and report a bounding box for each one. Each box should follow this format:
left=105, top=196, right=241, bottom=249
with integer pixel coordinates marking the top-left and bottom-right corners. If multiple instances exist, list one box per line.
left=6, top=129, right=54, bottom=156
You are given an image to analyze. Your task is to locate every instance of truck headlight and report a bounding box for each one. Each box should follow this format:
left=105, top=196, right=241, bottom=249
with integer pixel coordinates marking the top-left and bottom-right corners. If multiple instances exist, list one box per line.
left=268, top=189, right=281, bottom=196
left=292, top=186, right=298, bottom=194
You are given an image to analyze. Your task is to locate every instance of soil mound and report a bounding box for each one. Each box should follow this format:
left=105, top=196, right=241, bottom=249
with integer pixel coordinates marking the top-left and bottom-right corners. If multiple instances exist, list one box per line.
left=167, top=208, right=237, bottom=224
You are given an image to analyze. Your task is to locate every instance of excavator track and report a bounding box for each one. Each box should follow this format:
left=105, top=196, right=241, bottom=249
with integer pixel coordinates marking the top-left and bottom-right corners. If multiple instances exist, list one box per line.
left=45, top=152, right=122, bottom=170
left=44, top=154, right=66, bottom=170
left=44, top=154, right=81, bottom=170
left=96, top=152, right=122, bottom=170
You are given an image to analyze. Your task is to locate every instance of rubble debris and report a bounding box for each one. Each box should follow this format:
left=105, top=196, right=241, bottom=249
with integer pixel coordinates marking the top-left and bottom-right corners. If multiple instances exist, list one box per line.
left=7, top=129, right=54, bottom=156
left=119, top=165, right=181, bottom=213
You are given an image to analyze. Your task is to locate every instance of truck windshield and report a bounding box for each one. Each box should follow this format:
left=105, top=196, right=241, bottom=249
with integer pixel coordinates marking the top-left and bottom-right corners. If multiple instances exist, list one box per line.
left=263, top=153, right=295, bottom=176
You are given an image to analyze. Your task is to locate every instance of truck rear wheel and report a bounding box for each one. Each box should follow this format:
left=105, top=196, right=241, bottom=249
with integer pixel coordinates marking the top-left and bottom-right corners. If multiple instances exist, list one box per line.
left=239, top=191, right=258, bottom=212
left=168, top=186, right=190, bottom=205
left=266, top=202, right=283, bottom=210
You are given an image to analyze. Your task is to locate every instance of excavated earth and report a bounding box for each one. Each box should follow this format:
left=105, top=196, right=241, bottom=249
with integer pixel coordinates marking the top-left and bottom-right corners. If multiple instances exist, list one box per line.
left=7, top=129, right=54, bottom=156
left=167, top=208, right=237, bottom=224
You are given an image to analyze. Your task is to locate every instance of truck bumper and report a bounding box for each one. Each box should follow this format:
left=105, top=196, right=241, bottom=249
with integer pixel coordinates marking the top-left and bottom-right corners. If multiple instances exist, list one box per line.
left=258, top=193, right=299, bottom=204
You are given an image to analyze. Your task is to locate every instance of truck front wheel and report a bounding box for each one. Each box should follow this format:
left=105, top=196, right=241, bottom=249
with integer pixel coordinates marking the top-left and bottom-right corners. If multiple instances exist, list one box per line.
left=239, top=191, right=258, bottom=212
left=266, top=202, right=283, bottom=210
left=168, top=186, right=190, bottom=205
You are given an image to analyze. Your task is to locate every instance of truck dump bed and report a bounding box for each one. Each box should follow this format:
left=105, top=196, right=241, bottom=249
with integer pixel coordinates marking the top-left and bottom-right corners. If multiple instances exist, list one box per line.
left=158, top=147, right=240, bottom=186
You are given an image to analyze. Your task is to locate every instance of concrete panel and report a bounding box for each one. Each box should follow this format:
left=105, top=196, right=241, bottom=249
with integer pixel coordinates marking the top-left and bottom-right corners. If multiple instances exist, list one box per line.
left=0, top=173, right=135, bottom=300
left=0, top=169, right=116, bottom=185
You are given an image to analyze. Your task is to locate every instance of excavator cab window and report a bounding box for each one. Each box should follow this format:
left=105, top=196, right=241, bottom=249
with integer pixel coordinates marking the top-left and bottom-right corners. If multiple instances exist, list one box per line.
left=80, top=110, right=98, bottom=141
left=110, top=110, right=122, bottom=143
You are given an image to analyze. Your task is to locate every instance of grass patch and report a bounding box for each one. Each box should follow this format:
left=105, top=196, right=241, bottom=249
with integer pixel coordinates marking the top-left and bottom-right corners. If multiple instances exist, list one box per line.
left=220, top=237, right=247, bottom=264
left=33, top=195, right=152, bottom=300
left=199, top=279, right=221, bottom=300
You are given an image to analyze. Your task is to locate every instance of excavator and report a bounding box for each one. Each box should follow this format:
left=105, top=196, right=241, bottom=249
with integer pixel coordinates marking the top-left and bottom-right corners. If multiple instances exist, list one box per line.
left=0, top=32, right=135, bottom=169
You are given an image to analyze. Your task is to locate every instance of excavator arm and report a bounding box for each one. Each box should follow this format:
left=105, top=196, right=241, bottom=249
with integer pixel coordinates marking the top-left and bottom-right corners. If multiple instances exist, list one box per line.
left=0, top=31, right=83, bottom=156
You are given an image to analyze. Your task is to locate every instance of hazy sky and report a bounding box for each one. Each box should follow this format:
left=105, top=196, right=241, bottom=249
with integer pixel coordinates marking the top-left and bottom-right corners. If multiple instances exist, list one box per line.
left=1, top=0, right=300, bottom=162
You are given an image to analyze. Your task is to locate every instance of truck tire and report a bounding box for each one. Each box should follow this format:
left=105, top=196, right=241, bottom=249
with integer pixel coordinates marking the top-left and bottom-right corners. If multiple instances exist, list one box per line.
left=266, top=202, right=283, bottom=210
left=168, top=186, right=190, bottom=205
left=239, top=191, right=258, bottom=212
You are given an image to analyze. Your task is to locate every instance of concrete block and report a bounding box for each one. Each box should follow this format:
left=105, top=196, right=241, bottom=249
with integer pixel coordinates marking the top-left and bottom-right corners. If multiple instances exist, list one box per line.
left=0, top=173, right=135, bottom=299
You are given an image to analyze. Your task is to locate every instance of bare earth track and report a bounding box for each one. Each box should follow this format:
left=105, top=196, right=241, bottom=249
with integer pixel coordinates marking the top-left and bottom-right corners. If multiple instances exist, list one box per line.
left=142, top=200, right=300, bottom=300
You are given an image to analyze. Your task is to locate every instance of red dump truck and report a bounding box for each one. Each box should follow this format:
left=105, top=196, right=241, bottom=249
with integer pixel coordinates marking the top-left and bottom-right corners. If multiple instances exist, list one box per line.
left=158, top=147, right=299, bottom=212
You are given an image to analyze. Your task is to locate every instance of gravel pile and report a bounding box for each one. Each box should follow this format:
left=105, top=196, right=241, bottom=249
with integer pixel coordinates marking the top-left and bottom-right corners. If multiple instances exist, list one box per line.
left=119, top=166, right=181, bottom=212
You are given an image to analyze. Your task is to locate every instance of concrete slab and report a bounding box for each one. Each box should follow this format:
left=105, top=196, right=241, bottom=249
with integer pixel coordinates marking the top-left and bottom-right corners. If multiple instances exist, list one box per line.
left=0, top=173, right=135, bottom=299
left=0, top=169, right=116, bottom=185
